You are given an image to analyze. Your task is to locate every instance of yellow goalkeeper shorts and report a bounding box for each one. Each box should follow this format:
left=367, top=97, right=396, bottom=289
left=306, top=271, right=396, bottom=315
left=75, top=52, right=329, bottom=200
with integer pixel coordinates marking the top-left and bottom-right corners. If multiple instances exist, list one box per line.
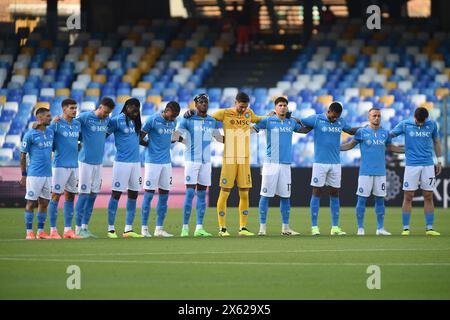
left=219, top=161, right=252, bottom=188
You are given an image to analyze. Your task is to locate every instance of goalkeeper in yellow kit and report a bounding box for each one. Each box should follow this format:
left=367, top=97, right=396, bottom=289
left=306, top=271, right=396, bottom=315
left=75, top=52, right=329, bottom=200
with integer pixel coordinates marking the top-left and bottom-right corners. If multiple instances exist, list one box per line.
left=184, top=92, right=268, bottom=236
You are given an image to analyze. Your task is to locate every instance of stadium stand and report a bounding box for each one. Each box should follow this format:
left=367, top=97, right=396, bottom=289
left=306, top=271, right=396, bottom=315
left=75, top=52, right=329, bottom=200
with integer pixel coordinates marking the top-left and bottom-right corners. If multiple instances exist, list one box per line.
left=0, top=17, right=449, bottom=167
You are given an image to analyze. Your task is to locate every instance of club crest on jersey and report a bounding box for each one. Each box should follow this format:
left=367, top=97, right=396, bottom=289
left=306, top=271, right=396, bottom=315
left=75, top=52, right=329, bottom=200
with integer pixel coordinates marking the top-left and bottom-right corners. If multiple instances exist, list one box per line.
left=186, top=176, right=191, bottom=182
left=245, top=113, right=250, bottom=118
left=114, top=182, right=120, bottom=188
left=54, top=184, right=61, bottom=190
left=28, top=191, right=34, bottom=197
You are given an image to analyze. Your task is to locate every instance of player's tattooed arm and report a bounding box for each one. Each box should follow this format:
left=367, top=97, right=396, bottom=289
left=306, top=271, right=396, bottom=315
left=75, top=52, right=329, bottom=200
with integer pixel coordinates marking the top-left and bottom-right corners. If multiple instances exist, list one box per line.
left=171, top=130, right=184, bottom=143
left=340, top=139, right=358, bottom=151
left=294, top=126, right=313, bottom=134
left=19, top=152, right=27, bottom=186
left=388, top=144, right=404, bottom=153
left=139, top=131, right=149, bottom=147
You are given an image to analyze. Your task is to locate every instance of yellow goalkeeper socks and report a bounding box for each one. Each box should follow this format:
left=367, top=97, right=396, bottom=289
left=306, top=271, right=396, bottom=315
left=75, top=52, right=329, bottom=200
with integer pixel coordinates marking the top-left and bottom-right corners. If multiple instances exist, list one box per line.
left=239, top=190, right=249, bottom=229
left=217, top=189, right=230, bottom=228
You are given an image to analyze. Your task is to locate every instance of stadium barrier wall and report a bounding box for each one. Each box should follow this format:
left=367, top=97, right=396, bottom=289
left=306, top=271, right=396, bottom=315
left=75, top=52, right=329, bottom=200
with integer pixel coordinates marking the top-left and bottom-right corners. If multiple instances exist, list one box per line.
left=1, top=167, right=450, bottom=208
left=209, top=167, right=450, bottom=208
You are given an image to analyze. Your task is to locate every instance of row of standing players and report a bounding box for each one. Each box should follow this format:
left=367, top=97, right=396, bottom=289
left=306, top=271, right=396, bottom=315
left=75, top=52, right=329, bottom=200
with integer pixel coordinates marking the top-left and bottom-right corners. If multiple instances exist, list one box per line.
left=19, top=92, right=443, bottom=239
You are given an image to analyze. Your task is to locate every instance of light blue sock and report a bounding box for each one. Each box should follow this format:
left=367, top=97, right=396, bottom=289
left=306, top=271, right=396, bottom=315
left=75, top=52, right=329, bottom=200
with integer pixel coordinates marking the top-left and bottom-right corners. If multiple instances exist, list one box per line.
left=36, top=211, right=47, bottom=230
left=75, top=194, right=89, bottom=227
left=183, top=188, right=195, bottom=225
left=375, top=196, right=385, bottom=230
left=196, top=190, right=207, bottom=225
left=259, top=196, right=269, bottom=224
left=156, top=194, right=169, bottom=227
left=82, top=194, right=97, bottom=225
left=25, top=210, right=34, bottom=230
left=310, top=195, right=320, bottom=227
left=63, top=200, right=74, bottom=228
left=107, top=197, right=119, bottom=226
left=48, top=199, right=58, bottom=228
left=425, top=212, right=434, bottom=230
left=402, top=211, right=411, bottom=229
left=125, top=198, right=137, bottom=226
left=141, top=191, right=154, bottom=226
left=280, top=197, right=290, bottom=225
left=330, top=196, right=340, bottom=227
left=356, top=196, right=367, bottom=229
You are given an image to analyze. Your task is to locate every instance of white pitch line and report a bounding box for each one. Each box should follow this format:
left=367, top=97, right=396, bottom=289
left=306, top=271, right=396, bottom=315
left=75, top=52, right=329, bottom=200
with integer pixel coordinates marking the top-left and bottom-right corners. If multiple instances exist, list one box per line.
left=0, top=247, right=449, bottom=258
left=0, top=257, right=450, bottom=267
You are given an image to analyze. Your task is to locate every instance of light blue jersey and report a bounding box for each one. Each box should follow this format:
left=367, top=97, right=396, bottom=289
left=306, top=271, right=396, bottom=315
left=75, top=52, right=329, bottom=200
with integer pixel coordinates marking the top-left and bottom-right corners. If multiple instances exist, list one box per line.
left=77, top=111, right=110, bottom=165
left=390, top=119, right=439, bottom=166
left=254, top=115, right=301, bottom=164
left=301, top=113, right=352, bottom=164
left=107, top=113, right=140, bottom=163
left=49, top=118, right=80, bottom=168
left=142, top=113, right=177, bottom=164
left=20, top=128, right=54, bottom=177
left=177, top=115, right=219, bottom=164
left=354, top=126, right=391, bottom=176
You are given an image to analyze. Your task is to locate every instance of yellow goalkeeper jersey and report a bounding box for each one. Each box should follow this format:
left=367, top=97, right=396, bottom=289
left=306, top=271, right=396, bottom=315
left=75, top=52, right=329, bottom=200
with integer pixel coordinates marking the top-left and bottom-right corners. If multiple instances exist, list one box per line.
left=212, top=107, right=264, bottom=161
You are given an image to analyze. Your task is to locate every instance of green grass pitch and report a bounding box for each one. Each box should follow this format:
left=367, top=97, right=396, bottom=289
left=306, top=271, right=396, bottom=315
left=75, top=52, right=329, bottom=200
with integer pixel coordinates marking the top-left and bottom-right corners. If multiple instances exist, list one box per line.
left=0, top=207, right=449, bottom=299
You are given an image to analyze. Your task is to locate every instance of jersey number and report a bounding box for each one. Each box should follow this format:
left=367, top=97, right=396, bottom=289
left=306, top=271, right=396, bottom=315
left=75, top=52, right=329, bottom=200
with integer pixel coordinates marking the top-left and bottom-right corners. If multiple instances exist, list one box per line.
left=381, top=183, right=385, bottom=191
left=429, top=177, right=435, bottom=186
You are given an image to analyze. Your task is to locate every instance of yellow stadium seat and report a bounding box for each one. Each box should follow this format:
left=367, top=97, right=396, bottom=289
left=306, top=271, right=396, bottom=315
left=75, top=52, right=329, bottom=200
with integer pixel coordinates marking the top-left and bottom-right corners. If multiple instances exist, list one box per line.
left=342, top=54, right=356, bottom=65
left=171, top=39, right=185, bottom=49
left=83, top=47, right=97, bottom=55
left=185, top=61, right=198, bottom=70
left=361, top=46, right=376, bottom=55
left=360, top=88, right=374, bottom=97
left=127, top=32, right=140, bottom=41
left=138, top=61, right=151, bottom=73
left=379, top=95, right=395, bottom=107
left=117, top=95, right=131, bottom=103
left=15, top=69, right=28, bottom=76
left=21, top=47, right=35, bottom=55
left=138, top=82, right=152, bottom=89
left=317, top=95, right=333, bottom=105
left=35, top=102, right=50, bottom=110
left=82, top=68, right=94, bottom=76
left=435, top=88, right=449, bottom=98
left=91, top=61, right=105, bottom=70
left=147, top=95, right=162, bottom=105
left=370, top=61, right=383, bottom=70
left=384, top=82, right=397, bottom=90
left=380, top=68, right=392, bottom=77
left=188, top=101, right=196, bottom=109
left=421, top=102, right=433, bottom=109
left=122, top=75, right=136, bottom=86
left=444, top=68, right=450, bottom=79
left=56, top=88, right=70, bottom=97
left=92, top=74, right=106, bottom=84
left=43, top=61, right=56, bottom=69
left=431, top=54, right=444, bottom=61
left=0, top=96, right=6, bottom=104
left=39, top=40, right=53, bottom=48
left=86, top=88, right=100, bottom=97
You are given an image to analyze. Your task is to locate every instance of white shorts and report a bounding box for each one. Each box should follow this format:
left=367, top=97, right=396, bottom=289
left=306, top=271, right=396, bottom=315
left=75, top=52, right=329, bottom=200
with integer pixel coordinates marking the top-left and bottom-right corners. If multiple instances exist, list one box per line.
left=25, top=176, right=51, bottom=200
left=356, top=175, right=386, bottom=197
left=78, top=162, right=102, bottom=194
left=260, top=163, right=291, bottom=198
left=403, top=165, right=436, bottom=191
left=310, top=163, right=341, bottom=188
left=144, top=163, right=172, bottom=191
left=184, top=161, right=211, bottom=186
left=52, top=167, right=79, bottom=194
left=112, top=161, right=142, bottom=192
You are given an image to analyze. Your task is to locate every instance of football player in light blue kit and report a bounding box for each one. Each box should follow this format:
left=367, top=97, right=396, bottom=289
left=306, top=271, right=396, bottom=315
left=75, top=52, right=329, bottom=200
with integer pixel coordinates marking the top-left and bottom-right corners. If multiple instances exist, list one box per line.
left=75, top=97, right=115, bottom=238
left=47, top=99, right=82, bottom=239
left=300, top=101, right=358, bottom=235
left=175, top=93, right=223, bottom=237
left=390, top=107, right=443, bottom=236
left=140, top=101, right=180, bottom=237
left=106, top=98, right=144, bottom=239
left=340, top=108, right=404, bottom=235
left=253, top=97, right=309, bottom=236
left=20, top=106, right=54, bottom=240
